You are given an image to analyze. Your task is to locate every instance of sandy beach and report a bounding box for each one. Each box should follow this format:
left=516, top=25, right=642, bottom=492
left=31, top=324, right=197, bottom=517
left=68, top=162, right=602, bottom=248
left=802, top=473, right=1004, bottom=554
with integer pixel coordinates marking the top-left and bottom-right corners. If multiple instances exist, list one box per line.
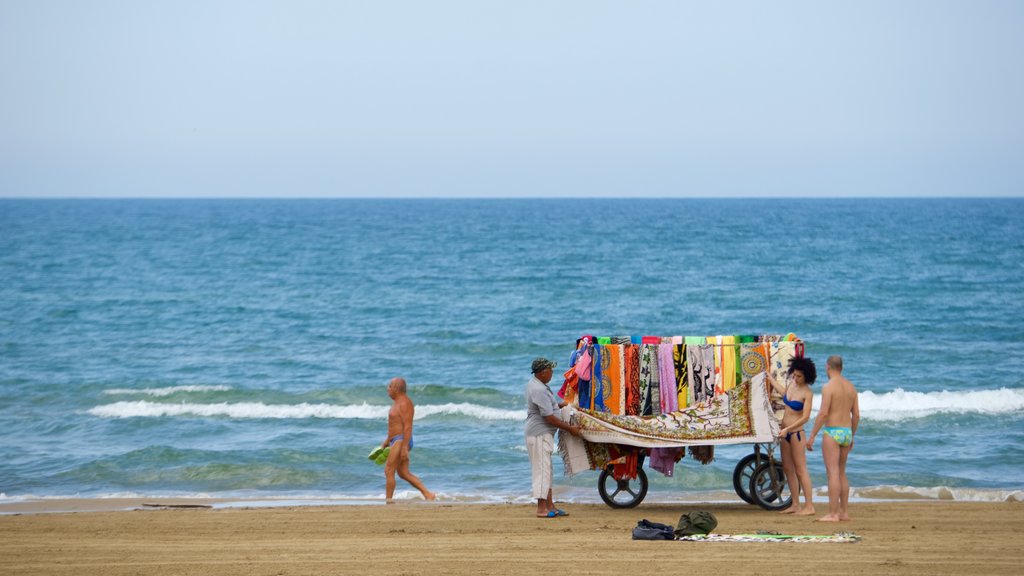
left=2, top=500, right=1022, bottom=575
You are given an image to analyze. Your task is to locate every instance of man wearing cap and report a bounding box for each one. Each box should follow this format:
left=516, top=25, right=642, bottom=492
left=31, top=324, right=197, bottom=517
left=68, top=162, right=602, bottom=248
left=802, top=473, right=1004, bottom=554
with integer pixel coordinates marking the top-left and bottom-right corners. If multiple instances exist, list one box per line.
left=525, top=357, right=582, bottom=518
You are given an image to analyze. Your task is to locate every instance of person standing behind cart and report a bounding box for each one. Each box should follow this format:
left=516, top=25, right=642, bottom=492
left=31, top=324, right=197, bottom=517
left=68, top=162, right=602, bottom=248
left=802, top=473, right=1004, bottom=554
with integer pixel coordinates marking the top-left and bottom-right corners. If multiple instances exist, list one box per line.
left=766, top=357, right=817, bottom=516
left=525, top=357, right=582, bottom=518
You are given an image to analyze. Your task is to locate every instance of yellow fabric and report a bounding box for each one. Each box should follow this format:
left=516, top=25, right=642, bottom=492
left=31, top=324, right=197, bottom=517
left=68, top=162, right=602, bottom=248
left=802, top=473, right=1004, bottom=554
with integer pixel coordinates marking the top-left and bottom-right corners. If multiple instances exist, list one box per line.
left=721, top=335, right=737, bottom=392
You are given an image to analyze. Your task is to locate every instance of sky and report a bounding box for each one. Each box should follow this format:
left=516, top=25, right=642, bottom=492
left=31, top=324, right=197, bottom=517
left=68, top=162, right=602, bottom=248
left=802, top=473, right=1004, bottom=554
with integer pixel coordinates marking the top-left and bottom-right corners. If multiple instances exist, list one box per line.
left=1, top=1, right=1022, bottom=198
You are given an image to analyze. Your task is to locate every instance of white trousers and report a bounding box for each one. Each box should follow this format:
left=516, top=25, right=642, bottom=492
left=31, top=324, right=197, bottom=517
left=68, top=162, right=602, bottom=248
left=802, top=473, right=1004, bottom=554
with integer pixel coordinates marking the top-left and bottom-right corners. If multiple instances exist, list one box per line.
left=526, top=433, right=554, bottom=500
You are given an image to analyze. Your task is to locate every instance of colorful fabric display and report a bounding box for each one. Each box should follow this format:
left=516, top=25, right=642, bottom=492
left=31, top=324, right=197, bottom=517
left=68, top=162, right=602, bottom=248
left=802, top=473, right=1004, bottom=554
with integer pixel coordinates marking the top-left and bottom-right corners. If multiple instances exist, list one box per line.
left=571, top=374, right=779, bottom=447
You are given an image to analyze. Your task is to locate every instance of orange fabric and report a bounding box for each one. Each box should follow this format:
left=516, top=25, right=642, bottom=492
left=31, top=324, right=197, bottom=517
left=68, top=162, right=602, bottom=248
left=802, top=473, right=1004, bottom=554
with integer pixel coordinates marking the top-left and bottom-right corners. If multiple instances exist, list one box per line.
left=604, top=345, right=623, bottom=415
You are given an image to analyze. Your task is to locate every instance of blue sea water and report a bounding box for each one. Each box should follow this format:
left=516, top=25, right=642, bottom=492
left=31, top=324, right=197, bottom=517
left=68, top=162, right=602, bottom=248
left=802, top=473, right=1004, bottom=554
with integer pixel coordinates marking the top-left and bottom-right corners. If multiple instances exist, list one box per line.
left=1, top=198, right=1022, bottom=504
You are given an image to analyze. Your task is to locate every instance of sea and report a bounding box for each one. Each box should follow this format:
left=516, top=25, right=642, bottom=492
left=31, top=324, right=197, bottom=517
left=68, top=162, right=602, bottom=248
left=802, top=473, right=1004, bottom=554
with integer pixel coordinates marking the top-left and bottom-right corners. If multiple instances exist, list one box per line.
left=1, top=198, right=1022, bottom=507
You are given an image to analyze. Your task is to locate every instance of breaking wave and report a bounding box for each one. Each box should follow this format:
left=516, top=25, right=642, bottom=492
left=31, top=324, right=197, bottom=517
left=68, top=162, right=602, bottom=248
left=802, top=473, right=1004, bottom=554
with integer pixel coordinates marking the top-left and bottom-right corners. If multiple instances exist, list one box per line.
left=88, top=401, right=525, bottom=421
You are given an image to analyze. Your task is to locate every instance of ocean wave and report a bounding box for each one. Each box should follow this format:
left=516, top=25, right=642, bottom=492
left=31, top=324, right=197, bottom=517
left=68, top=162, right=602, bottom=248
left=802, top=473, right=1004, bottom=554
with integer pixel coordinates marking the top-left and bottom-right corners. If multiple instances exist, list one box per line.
left=851, top=485, right=1024, bottom=502
left=856, top=387, right=1024, bottom=421
left=103, top=385, right=233, bottom=396
left=88, top=401, right=525, bottom=421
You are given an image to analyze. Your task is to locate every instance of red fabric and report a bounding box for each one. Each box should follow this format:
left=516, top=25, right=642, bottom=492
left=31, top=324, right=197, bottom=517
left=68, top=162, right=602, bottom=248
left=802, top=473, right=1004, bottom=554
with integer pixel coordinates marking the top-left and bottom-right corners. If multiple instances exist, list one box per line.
left=624, top=345, right=641, bottom=415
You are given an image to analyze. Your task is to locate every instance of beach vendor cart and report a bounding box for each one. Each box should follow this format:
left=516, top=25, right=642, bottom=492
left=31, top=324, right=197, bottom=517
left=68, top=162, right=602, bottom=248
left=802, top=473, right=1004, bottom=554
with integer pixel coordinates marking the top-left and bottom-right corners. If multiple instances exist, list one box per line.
left=557, top=334, right=803, bottom=510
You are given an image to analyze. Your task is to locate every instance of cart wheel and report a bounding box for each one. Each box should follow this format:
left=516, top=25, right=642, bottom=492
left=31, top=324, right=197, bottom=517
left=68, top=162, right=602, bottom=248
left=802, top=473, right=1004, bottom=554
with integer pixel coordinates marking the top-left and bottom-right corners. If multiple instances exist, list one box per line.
left=731, top=452, right=761, bottom=504
left=597, top=467, right=648, bottom=508
left=748, top=461, right=792, bottom=511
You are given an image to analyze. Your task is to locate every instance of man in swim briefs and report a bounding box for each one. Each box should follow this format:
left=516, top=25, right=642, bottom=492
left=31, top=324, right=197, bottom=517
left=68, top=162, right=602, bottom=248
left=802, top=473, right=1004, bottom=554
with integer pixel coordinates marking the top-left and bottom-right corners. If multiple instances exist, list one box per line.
left=382, top=377, right=435, bottom=502
left=807, top=356, right=859, bottom=522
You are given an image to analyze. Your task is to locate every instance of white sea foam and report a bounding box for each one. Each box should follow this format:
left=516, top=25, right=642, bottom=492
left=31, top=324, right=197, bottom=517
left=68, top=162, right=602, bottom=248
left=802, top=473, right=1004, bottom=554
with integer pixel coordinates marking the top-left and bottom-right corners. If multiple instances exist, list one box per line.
left=88, top=388, right=1023, bottom=422
left=88, top=401, right=526, bottom=421
left=103, top=385, right=232, bottom=396
left=853, top=387, right=1024, bottom=421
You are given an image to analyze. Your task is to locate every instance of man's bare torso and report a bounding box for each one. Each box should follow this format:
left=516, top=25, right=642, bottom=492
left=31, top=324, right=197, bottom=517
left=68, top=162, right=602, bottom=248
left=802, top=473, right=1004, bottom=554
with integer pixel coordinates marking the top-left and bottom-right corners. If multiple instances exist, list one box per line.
left=387, top=395, right=413, bottom=440
left=824, top=376, right=857, bottom=427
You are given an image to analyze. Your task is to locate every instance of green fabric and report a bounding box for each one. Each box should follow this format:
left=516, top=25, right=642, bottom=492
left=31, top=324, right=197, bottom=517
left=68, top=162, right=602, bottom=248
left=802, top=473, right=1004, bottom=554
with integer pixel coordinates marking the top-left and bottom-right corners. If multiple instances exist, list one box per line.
left=597, top=336, right=611, bottom=345
left=675, top=510, right=718, bottom=536
left=684, top=336, right=705, bottom=345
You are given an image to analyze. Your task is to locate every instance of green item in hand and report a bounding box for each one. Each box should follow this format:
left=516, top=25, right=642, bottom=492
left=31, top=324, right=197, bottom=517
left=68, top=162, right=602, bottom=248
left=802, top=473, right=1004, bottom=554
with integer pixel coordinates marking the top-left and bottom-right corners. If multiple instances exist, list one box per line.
left=368, top=446, right=390, bottom=465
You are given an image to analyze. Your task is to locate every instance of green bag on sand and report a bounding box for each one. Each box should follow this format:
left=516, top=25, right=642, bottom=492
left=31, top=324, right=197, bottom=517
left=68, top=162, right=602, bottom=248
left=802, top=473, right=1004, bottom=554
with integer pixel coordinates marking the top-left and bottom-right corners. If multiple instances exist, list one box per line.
left=675, top=511, right=718, bottom=537
left=367, top=446, right=390, bottom=465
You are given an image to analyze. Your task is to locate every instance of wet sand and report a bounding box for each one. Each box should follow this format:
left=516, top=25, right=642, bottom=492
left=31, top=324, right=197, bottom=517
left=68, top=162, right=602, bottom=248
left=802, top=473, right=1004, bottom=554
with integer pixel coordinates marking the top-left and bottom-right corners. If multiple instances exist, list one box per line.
left=2, top=500, right=1022, bottom=575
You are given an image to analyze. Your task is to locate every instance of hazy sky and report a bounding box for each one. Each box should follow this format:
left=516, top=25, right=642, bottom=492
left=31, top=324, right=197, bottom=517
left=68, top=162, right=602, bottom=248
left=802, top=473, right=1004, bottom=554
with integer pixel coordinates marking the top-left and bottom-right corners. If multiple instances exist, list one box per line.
left=1, top=1, right=1022, bottom=198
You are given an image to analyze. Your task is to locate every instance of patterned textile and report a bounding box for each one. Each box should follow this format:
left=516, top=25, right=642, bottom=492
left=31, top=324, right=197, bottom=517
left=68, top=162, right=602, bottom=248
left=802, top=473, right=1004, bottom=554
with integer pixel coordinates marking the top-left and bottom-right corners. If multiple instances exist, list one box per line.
left=599, top=345, right=624, bottom=415
left=710, top=336, right=724, bottom=395
left=740, top=342, right=770, bottom=380
left=558, top=365, right=578, bottom=404
left=673, top=344, right=689, bottom=408
left=687, top=344, right=716, bottom=404
left=766, top=341, right=798, bottom=390
left=557, top=407, right=590, bottom=477
left=675, top=533, right=862, bottom=543
left=624, top=345, right=641, bottom=416
left=657, top=343, right=678, bottom=413
left=638, top=344, right=657, bottom=416
left=591, top=344, right=604, bottom=411
left=611, top=336, right=631, bottom=344
left=571, top=373, right=779, bottom=447
left=721, top=335, right=738, bottom=392
left=766, top=341, right=798, bottom=418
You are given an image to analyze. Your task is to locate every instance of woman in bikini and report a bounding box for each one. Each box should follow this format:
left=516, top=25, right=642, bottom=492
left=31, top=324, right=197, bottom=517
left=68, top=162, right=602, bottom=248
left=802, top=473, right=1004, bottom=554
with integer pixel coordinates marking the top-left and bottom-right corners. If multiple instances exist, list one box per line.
left=766, top=356, right=817, bottom=515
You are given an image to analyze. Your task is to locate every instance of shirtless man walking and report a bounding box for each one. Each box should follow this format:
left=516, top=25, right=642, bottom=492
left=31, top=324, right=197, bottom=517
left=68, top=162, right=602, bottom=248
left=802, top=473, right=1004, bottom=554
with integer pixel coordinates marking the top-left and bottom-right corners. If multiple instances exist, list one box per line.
left=807, top=356, right=859, bottom=522
left=381, top=377, right=435, bottom=502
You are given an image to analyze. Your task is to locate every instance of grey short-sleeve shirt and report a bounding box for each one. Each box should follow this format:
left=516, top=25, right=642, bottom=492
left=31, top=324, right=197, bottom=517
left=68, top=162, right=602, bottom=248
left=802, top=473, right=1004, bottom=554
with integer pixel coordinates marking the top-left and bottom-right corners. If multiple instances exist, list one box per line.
left=525, top=376, right=560, bottom=437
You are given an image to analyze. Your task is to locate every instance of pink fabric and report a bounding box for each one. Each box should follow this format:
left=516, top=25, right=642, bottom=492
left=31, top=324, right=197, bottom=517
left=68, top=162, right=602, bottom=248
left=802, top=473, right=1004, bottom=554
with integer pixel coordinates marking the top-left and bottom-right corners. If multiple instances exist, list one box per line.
left=657, top=343, right=678, bottom=413
left=574, top=348, right=592, bottom=379
left=649, top=447, right=685, bottom=477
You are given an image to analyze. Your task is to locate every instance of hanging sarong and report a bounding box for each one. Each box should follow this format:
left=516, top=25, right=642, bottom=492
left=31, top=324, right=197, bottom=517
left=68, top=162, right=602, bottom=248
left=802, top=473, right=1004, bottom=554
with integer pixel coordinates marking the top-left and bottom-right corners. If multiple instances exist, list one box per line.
left=688, top=344, right=715, bottom=404
left=657, top=343, right=678, bottom=413
left=721, top=335, right=738, bottom=392
left=557, top=407, right=590, bottom=477
left=649, top=447, right=685, bottom=477
left=673, top=344, right=689, bottom=408
left=638, top=344, right=656, bottom=416
left=600, top=344, right=624, bottom=415
left=591, top=345, right=604, bottom=412
left=766, top=341, right=798, bottom=418
left=708, top=336, right=724, bottom=395
left=740, top=342, right=769, bottom=381
left=649, top=345, right=661, bottom=415
left=624, top=345, right=641, bottom=416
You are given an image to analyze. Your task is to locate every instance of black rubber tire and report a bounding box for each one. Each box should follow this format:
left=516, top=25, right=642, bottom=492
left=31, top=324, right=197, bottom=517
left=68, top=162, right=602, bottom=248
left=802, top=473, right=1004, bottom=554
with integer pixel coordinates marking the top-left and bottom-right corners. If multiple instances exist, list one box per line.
left=731, top=452, right=761, bottom=504
left=748, top=461, right=793, bottom=511
left=597, top=467, right=649, bottom=508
